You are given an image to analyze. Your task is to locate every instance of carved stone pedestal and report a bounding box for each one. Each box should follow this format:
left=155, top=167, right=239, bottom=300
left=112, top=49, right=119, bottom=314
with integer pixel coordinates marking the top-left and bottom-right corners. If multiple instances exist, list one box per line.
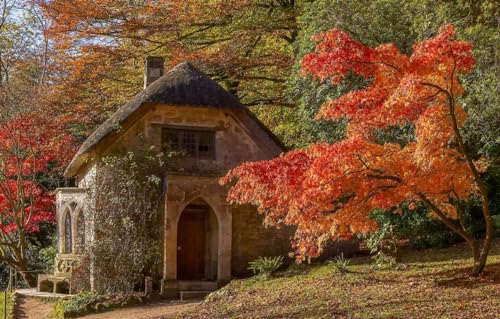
left=37, top=254, right=81, bottom=294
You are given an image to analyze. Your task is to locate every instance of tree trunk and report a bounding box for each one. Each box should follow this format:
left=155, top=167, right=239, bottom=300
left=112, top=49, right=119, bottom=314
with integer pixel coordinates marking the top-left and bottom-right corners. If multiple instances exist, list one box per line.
left=17, top=262, right=37, bottom=288
left=471, top=212, right=494, bottom=276
left=19, top=270, right=37, bottom=288
left=417, top=192, right=488, bottom=275
left=421, top=65, right=493, bottom=276
left=442, top=77, right=493, bottom=275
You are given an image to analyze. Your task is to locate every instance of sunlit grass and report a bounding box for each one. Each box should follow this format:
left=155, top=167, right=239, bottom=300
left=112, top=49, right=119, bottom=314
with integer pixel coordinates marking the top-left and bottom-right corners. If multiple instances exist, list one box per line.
left=0, top=291, right=11, bottom=318
left=183, top=240, right=500, bottom=319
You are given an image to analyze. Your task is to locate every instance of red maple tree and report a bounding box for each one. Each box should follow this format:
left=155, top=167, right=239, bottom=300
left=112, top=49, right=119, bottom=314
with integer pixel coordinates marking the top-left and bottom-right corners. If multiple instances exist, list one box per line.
left=221, top=25, right=493, bottom=275
left=0, top=113, right=74, bottom=286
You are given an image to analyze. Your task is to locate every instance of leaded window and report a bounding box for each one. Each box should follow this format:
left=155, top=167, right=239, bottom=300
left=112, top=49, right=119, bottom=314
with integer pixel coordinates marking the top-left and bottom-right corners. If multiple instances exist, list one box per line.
left=162, top=128, right=215, bottom=160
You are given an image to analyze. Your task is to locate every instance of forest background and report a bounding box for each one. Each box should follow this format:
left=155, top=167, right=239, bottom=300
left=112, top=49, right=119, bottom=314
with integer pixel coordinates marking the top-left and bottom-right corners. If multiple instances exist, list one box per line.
left=0, top=0, right=497, bottom=287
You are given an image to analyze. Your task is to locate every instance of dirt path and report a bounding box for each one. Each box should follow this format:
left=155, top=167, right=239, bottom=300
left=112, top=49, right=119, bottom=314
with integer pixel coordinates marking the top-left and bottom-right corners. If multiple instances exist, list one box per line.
left=79, top=300, right=197, bottom=319
left=13, top=291, right=197, bottom=319
left=15, top=295, right=54, bottom=319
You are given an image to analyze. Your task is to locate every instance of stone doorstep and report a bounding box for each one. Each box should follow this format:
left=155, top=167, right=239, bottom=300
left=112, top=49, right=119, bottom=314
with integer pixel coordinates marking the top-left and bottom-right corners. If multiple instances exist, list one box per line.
left=180, top=290, right=212, bottom=301
left=176, top=280, right=218, bottom=291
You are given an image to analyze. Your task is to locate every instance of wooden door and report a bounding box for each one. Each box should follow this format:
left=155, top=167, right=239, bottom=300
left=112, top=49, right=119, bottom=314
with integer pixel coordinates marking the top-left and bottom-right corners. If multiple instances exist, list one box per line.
left=177, top=207, right=206, bottom=280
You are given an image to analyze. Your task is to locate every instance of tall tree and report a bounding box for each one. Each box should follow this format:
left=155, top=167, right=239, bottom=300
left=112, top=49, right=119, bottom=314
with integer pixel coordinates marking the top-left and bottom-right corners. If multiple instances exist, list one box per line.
left=282, top=0, right=499, bottom=155
left=0, top=0, right=74, bottom=286
left=0, top=110, right=72, bottom=286
left=40, top=0, right=303, bottom=136
left=222, top=25, right=493, bottom=275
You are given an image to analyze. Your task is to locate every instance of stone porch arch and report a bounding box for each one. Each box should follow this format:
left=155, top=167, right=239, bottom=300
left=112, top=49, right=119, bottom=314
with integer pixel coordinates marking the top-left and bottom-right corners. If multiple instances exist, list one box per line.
left=59, top=201, right=84, bottom=254
left=163, top=188, right=232, bottom=289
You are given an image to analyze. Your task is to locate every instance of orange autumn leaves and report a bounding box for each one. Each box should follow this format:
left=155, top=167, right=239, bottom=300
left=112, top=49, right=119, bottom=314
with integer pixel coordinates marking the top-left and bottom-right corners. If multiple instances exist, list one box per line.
left=221, top=25, right=478, bottom=261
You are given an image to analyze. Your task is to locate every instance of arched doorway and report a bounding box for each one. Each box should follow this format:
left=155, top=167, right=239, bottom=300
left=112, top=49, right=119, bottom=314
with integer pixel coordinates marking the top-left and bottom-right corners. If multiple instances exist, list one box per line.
left=177, top=199, right=218, bottom=280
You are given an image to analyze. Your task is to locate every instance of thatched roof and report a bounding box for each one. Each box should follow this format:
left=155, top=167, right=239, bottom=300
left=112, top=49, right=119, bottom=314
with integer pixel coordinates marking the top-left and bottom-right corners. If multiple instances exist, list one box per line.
left=65, top=62, right=284, bottom=177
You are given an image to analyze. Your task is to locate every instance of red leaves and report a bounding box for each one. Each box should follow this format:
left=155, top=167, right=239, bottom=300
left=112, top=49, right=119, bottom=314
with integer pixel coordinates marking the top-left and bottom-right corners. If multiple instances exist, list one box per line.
left=410, top=24, right=474, bottom=76
left=0, top=113, right=74, bottom=234
left=221, top=24, right=479, bottom=261
left=303, top=24, right=473, bottom=137
left=0, top=180, right=55, bottom=234
left=301, top=29, right=376, bottom=84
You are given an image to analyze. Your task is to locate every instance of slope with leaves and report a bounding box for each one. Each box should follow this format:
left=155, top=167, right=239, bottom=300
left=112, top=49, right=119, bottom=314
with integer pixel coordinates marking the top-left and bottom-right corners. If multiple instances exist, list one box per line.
left=183, top=240, right=500, bottom=319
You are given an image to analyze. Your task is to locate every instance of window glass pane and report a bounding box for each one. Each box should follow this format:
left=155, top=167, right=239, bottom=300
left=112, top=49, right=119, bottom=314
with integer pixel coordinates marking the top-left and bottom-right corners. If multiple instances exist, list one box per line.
left=64, top=212, right=72, bottom=254
left=198, top=132, right=214, bottom=159
left=162, top=129, right=179, bottom=152
left=181, top=131, right=196, bottom=156
left=162, top=128, right=215, bottom=159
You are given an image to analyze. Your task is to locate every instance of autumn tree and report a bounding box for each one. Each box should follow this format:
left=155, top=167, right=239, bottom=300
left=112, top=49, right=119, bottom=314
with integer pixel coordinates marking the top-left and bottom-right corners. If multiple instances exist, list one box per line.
left=0, top=78, right=74, bottom=287
left=39, top=0, right=302, bottom=137
left=0, top=110, right=73, bottom=286
left=222, top=25, right=493, bottom=275
left=0, top=0, right=74, bottom=286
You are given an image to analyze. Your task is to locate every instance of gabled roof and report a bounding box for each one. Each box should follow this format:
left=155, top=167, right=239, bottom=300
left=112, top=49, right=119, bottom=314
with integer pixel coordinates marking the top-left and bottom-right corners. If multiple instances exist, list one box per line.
left=64, top=62, right=284, bottom=177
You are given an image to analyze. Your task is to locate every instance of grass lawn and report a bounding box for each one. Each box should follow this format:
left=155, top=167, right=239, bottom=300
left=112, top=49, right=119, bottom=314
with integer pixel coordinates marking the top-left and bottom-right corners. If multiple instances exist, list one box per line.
left=0, top=291, right=11, bottom=318
left=182, top=240, right=500, bottom=319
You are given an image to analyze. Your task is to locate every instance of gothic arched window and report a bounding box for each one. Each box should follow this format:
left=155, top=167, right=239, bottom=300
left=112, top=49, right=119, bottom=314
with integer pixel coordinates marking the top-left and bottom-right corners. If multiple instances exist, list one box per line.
left=64, top=211, right=72, bottom=254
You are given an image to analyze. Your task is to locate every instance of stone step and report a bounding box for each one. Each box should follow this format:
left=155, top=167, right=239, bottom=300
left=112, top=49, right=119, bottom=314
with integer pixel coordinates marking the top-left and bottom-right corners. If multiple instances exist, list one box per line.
left=180, top=290, right=212, bottom=301
left=177, top=280, right=217, bottom=291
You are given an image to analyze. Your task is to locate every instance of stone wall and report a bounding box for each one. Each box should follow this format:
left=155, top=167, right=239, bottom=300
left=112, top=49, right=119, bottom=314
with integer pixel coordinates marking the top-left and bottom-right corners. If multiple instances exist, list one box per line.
left=88, top=104, right=279, bottom=179
left=231, top=204, right=294, bottom=277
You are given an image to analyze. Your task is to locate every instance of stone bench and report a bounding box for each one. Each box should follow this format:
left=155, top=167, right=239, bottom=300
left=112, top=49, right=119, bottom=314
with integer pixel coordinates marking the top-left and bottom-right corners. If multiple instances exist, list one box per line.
left=37, top=274, right=71, bottom=294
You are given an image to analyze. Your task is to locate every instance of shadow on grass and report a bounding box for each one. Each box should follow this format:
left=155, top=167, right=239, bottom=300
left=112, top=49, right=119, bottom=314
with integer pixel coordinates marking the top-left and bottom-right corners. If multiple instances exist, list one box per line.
left=399, top=240, right=500, bottom=264
left=432, top=262, right=500, bottom=289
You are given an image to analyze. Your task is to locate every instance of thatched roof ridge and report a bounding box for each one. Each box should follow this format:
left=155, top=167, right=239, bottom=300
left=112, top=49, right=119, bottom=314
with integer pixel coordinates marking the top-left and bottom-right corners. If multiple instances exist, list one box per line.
left=64, top=62, right=283, bottom=177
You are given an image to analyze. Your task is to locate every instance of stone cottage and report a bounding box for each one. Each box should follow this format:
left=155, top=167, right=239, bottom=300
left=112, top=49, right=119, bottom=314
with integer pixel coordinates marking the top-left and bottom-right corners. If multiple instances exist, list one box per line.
left=37, top=58, right=295, bottom=296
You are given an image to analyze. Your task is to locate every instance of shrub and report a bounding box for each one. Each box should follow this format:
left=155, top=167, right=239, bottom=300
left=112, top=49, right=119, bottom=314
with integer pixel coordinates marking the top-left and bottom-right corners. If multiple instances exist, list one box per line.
left=53, top=292, right=103, bottom=318
left=39, top=243, right=57, bottom=274
left=52, top=292, right=146, bottom=318
left=247, top=256, right=284, bottom=278
left=329, top=253, right=350, bottom=274
left=366, top=204, right=462, bottom=253
left=86, top=149, right=165, bottom=293
left=370, top=252, right=398, bottom=270
left=365, top=218, right=399, bottom=268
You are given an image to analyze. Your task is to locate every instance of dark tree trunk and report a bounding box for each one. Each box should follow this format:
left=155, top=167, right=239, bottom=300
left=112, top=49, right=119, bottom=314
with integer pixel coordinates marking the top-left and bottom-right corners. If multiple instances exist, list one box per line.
left=471, top=212, right=494, bottom=276
left=17, top=260, right=37, bottom=288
